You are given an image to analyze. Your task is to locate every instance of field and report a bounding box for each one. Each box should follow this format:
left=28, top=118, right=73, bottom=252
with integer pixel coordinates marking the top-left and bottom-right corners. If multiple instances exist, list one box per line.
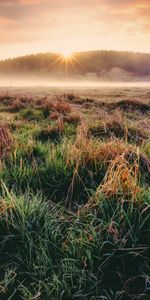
left=0, top=86, right=150, bottom=300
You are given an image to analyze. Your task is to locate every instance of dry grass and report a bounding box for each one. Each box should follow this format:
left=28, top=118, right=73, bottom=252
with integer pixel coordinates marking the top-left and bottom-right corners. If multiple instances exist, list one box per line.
left=118, top=99, right=150, bottom=111
left=107, top=99, right=150, bottom=112
left=0, top=112, right=15, bottom=123
left=84, top=149, right=143, bottom=209
left=66, top=121, right=137, bottom=176
left=49, top=109, right=82, bottom=125
left=0, top=94, right=15, bottom=106
left=63, top=111, right=82, bottom=125
left=0, top=89, right=149, bottom=299
left=89, top=109, right=126, bottom=138
left=43, top=98, right=71, bottom=114
left=53, top=100, right=71, bottom=113
left=0, top=124, right=12, bottom=159
left=99, top=154, right=140, bottom=199
left=67, top=121, right=144, bottom=206
left=88, top=109, right=148, bottom=145
left=38, top=117, right=64, bottom=141
left=10, top=98, right=25, bottom=112
left=65, top=93, right=76, bottom=101
left=49, top=111, right=60, bottom=121
left=67, top=121, right=96, bottom=166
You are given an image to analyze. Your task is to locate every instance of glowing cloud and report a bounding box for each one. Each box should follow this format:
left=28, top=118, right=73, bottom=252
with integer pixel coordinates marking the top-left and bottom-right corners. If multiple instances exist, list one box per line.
left=0, top=0, right=150, bottom=59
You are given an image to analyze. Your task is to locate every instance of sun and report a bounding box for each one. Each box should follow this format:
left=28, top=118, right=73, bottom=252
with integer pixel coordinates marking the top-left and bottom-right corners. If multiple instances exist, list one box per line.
left=61, top=49, right=73, bottom=59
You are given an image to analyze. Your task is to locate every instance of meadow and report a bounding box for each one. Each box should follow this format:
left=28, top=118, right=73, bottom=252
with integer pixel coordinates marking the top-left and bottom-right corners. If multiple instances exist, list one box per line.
left=0, top=86, right=150, bottom=299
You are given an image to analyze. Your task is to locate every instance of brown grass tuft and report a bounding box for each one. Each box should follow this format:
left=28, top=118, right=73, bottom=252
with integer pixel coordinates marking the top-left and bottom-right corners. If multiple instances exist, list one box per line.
left=67, top=121, right=133, bottom=168
left=0, top=124, right=12, bottom=159
left=63, top=112, right=81, bottom=125
left=99, top=154, right=140, bottom=199
left=43, top=98, right=71, bottom=115
left=10, top=98, right=25, bottom=112
left=49, top=111, right=60, bottom=121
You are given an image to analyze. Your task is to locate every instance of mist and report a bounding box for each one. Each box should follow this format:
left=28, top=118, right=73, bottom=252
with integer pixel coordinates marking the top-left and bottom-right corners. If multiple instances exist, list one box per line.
left=0, top=73, right=150, bottom=88
left=0, top=50, right=150, bottom=88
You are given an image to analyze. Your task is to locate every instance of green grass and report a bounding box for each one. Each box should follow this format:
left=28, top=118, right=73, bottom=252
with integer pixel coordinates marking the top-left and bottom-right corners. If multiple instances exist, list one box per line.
left=0, top=92, right=150, bottom=299
left=19, top=107, right=45, bottom=121
left=0, top=190, right=149, bottom=299
left=0, top=139, right=105, bottom=204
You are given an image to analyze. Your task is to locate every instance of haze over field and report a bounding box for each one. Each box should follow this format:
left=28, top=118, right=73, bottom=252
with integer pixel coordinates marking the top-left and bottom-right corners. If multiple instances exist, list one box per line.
left=0, top=50, right=150, bottom=86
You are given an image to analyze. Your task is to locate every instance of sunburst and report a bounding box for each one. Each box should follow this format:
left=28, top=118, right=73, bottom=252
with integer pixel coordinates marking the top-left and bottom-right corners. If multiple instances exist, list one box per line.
left=61, top=50, right=73, bottom=60
left=48, top=51, right=84, bottom=79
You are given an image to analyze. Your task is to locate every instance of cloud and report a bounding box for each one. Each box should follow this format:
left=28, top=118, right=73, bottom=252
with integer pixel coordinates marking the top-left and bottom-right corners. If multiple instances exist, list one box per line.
left=0, top=0, right=150, bottom=59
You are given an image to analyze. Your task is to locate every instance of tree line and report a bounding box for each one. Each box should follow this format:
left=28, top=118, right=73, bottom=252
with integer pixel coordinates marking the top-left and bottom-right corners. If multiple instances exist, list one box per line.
left=0, top=50, right=150, bottom=79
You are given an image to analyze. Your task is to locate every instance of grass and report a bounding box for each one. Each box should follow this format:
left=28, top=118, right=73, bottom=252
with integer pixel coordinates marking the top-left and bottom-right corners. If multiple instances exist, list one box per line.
left=0, top=190, right=149, bottom=299
left=0, top=124, right=12, bottom=159
left=0, top=89, right=149, bottom=299
left=19, top=107, right=45, bottom=121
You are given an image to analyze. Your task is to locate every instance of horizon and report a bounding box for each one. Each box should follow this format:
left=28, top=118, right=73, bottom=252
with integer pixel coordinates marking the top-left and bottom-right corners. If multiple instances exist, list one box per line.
left=1, top=0, right=150, bottom=60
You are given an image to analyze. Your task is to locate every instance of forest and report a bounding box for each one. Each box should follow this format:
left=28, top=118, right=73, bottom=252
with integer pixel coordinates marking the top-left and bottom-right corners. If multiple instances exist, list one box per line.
left=1, top=50, right=150, bottom=81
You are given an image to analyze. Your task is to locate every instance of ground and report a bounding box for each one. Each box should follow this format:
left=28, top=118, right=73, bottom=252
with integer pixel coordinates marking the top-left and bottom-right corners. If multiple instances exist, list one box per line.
left=0, top=86, right=150, bottom=300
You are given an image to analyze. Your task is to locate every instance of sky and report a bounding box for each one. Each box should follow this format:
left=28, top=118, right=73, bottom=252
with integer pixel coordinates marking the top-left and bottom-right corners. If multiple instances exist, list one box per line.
left=0, top=0, right=150, bottom=60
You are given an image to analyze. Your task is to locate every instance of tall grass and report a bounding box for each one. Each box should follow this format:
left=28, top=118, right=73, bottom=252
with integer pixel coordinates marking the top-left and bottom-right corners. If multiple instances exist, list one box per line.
left=0, top=124, right=12, bottom=160
left=0, top=92, right=150, bottom=299
left=0, top=189, right=149, bottom=299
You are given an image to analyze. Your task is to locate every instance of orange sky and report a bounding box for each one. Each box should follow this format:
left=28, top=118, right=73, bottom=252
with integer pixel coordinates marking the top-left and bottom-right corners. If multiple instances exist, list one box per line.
left=0, top=0, right=150, bottom=59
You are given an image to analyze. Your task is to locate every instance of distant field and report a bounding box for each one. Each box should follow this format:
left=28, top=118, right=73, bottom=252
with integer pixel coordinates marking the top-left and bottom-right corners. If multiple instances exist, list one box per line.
left=0, top=86, right=150, bottom=299
left=1, top=85, right=150, bottom=102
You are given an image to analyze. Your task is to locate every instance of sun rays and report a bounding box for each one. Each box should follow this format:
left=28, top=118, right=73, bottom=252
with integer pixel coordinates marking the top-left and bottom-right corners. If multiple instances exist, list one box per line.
left=61, top=50, right=73, bottom=60
left=47, top=52, right=81, bottom=78
left=41, top=50, right=86, bottom=80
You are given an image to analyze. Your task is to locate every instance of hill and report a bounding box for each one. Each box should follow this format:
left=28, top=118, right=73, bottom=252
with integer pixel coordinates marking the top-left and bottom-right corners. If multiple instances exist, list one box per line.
left=0, top=50, right=150, bottom=81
